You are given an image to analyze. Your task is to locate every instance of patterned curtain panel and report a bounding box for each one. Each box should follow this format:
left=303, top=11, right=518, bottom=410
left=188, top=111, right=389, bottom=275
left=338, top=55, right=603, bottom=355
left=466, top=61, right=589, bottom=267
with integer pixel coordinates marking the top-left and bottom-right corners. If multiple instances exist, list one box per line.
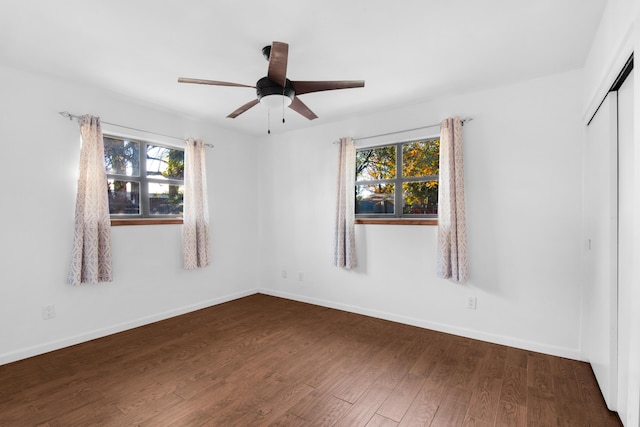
left=437, top=117, right=468, bottom=282
left=67, top=115, right=113, bottom=285
left=334, top=137, right=357, bottom=268
left=183, top=138, right=211, bottom=269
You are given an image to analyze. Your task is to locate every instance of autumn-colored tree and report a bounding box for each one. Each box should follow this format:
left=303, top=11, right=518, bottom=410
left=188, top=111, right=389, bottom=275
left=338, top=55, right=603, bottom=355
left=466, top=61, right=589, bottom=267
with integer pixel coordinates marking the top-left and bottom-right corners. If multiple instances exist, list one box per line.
left=356, top=139, right=440, bottom=215
left=402, top=140, right=439, bottom=214
left=356, top=145, right=395, bottom=195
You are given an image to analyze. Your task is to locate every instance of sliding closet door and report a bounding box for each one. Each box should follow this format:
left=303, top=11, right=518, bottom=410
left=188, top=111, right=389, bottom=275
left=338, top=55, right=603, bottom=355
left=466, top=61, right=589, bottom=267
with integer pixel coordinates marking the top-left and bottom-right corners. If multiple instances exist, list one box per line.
left=617, top=70, right=634, bottom=425
left=583, top=91, right=618, bottom=411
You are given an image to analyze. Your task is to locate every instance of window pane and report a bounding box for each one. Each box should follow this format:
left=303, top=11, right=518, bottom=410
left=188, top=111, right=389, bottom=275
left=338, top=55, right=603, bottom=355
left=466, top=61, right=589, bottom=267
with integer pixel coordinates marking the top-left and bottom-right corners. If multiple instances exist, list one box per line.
left=104, top=137, right=140, bottom=177
left=149, top=183, right=184, bottom=215
left=107, top=179, right=140, bottom=215
left=402, top=181, right=438, bottom=215
left=355, top=183, right=395, bottom=214
left=402, top=139, right=439, bottom=178
left=356, top=146, right=396, bottom=181
left=147, top=145, right=184, bottom=180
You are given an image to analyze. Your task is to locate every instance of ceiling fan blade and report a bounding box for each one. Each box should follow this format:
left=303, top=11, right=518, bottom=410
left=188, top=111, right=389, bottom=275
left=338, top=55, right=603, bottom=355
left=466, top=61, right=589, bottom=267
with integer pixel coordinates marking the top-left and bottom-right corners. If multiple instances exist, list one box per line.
left=227, top=99, right=260, bottom=118
left=267, top=42, right=289, bottom=87
left=178, top=77, right=255, bottom=88
left=291, top=80, right=365, bottom=95
left=289, top=97, right=318, bottom=120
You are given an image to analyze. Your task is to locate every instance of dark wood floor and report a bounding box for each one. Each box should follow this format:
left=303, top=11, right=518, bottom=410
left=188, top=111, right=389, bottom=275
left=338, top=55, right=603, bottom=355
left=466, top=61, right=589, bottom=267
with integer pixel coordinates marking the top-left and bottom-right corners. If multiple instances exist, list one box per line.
left=0, top=294, right=622, bottom=426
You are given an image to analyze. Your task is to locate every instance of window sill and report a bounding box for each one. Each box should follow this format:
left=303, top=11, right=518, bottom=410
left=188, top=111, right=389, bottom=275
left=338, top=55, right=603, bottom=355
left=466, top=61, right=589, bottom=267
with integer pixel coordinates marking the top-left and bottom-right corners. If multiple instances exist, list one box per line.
left=111, top=218, right=183, bottom=226
left=355, top=218, right=438, bottom=226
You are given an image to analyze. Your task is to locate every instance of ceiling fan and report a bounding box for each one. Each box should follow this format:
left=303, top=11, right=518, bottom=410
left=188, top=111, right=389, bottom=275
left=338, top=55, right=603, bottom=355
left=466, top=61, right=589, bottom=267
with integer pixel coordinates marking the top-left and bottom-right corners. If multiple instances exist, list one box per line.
left=178, top=41, right=365, bottom=122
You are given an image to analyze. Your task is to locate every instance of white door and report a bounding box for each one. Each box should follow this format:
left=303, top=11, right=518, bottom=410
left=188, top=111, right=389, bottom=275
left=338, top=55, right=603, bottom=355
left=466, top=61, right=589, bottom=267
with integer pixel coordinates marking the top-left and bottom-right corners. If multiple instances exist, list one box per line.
left=617, top=71, right=635, bottom=425
left=583, top=91, right=618, bottom=411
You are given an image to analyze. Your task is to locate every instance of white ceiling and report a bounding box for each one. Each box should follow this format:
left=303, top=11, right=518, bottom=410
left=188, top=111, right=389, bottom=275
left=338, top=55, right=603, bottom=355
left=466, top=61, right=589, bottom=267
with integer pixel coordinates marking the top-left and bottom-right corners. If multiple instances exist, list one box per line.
left=1, top=0, right=606, bottom=135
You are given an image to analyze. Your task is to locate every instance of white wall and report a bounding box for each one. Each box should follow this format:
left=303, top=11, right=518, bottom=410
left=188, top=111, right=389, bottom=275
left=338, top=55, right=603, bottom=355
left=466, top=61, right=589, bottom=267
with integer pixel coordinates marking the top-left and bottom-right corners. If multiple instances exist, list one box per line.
left=257, top=69, right=585, bottom=359
left=0, top=63, right=260, bottom=365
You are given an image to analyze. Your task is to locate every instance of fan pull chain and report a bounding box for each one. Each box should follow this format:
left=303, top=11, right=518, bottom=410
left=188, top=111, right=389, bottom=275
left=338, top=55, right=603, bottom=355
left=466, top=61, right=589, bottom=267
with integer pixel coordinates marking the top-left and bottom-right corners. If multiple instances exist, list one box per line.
left=282, top=89, right=286, bottom=124
left=267, top=109, right=271, bottom=134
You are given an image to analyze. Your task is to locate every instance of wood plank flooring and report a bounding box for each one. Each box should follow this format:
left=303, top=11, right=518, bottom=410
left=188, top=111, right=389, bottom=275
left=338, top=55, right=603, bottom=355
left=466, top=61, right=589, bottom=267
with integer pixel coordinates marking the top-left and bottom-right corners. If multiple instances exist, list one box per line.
left=0, top=294, right=622, bottom=426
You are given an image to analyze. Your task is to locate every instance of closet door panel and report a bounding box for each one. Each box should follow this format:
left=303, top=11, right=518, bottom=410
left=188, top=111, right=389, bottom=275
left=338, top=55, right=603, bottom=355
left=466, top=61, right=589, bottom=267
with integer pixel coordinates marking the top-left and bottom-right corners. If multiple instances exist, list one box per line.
left=583, top=91, right=618, bottom=411
left=617, top=71, right=634, bottom=425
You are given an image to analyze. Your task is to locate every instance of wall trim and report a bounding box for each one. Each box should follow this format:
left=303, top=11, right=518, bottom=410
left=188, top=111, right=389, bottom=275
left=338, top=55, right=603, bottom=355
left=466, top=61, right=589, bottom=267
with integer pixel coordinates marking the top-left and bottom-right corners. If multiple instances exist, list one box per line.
left=2, top=286, right=584, bottom=367
left=259, top=288, right=585, bottom=362
left=0, top=288, right=257, bottom=367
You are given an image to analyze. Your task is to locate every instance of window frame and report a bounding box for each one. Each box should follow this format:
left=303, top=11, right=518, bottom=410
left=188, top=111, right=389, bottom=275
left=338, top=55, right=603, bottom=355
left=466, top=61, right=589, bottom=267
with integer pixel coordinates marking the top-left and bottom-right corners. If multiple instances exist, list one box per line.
left=355, top=137, right=440, bottom=223
left=104, top=134, right=185, bottom=225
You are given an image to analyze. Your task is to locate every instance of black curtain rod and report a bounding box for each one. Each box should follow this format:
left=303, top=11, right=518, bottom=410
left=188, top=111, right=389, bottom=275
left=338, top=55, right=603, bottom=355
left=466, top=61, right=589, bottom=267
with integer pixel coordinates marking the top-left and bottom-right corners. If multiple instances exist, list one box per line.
left=58, top=111, right=214, bottom=148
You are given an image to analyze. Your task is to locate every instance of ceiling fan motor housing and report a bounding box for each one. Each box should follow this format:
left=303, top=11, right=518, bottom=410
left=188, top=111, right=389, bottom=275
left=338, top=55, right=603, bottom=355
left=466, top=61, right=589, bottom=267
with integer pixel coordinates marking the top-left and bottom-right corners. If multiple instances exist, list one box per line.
left=256, top=77, right=295, bottom=103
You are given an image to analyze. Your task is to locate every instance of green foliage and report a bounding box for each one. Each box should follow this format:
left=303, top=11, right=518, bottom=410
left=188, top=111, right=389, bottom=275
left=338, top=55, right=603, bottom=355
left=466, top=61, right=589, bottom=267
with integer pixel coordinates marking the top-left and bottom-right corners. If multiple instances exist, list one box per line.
left=104, top=137, right=140, bottom=176
left=159, top=149, right=184, bottom=213
left=161, top=149, right=184, bottom=179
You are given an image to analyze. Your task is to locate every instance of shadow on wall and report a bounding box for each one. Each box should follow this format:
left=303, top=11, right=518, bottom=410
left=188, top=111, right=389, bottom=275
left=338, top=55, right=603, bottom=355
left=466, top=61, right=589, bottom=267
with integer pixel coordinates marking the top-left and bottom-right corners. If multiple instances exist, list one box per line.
left=353, top=224, right=368, bottom=274
left=464, top=120, right=501, bottom=296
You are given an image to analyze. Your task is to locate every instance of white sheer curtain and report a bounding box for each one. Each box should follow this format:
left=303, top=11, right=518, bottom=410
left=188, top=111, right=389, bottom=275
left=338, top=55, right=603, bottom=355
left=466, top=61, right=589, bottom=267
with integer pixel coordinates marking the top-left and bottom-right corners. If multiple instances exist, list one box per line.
left=183, top=138, right=211, bottom=269
left=437, top=117, right=467, bottom=282
left=67, top=115, right=113, bottom=285
left=334, top=137, right=357, bottom=268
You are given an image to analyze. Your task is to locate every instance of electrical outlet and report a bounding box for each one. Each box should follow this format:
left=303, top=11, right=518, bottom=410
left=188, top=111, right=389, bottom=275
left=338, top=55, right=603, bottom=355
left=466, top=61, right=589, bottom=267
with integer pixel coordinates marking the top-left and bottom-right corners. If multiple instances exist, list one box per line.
left=466, top=296, right=477, bottom=310
left=42, top=304, right=56, bottom=320
left=281, top=270, right=287, bottom=279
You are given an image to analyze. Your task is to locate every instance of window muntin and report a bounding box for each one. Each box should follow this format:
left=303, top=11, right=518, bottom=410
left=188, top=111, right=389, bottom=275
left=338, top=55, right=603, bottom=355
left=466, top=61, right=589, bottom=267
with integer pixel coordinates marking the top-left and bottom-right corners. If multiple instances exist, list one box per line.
left=355, top=138, right=439, bottom=218
left=104, top=136, right=184, bottom=218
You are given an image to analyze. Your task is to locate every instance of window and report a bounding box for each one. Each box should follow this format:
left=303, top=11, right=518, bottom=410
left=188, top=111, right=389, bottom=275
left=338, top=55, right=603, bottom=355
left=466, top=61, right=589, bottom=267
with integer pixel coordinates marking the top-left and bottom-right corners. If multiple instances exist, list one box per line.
left=104, top=136, right=184, bottom=219
left=355, top=138, right=439, bottom=219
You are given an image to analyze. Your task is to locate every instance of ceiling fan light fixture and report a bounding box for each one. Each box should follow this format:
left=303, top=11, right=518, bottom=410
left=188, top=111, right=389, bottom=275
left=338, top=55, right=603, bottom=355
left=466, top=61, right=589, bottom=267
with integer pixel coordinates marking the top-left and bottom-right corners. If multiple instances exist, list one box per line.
left=260, top=94, right=293, bottom=109
left=256, top=76, right=295, bottom=109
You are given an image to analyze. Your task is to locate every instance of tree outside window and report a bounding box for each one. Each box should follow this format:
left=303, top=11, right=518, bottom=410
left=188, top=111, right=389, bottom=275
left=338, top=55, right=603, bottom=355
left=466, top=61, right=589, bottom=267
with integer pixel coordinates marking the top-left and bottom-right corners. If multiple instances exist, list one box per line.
left=104, top=136, right=184, bottom=217
left=355, top=138, right=439, bottom=217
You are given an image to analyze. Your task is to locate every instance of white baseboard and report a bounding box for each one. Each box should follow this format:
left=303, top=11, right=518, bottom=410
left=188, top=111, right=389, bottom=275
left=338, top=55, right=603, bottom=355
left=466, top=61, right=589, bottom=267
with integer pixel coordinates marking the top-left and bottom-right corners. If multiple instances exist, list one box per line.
left=2, top=287, right=584, bottom=366
left=259, top=288, right=585, bottom=362
left=0, top=289, right=257, bottom=366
